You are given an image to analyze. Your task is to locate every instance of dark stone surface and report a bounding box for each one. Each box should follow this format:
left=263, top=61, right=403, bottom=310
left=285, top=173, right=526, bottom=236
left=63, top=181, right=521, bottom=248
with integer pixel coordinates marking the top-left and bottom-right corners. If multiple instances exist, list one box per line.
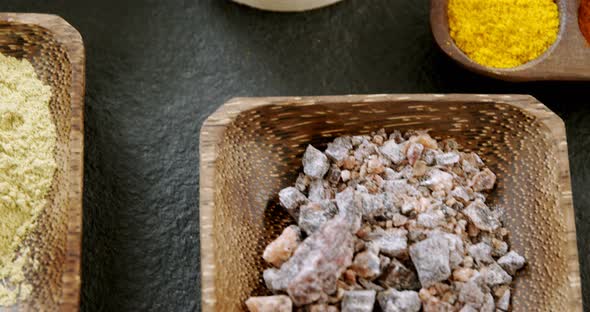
left=1, top=0, right=589, bottom=311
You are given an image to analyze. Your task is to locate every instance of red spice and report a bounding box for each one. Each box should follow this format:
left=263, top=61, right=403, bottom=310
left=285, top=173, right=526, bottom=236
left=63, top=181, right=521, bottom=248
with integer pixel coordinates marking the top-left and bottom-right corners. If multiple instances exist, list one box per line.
left=580, top=0, right=590, bottom=44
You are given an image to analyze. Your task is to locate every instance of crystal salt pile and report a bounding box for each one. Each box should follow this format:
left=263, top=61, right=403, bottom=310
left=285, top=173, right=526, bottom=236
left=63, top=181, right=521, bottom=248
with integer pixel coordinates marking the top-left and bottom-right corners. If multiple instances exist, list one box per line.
left=246, top=129, right=526, bottom=312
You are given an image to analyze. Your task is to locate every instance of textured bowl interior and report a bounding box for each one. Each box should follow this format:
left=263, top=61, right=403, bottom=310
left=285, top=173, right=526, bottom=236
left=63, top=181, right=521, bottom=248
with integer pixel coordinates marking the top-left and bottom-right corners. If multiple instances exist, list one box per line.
left=0, top=14, right=83, bottom=311
left=200, top=95, right=580, bottom=311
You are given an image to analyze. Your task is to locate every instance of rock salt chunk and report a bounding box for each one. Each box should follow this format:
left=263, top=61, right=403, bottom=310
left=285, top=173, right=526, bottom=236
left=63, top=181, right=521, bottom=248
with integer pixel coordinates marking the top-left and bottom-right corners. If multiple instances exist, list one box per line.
left=303, top=145, right=330, bottom=179
left=417, top=210, right=445, bottom=228
left=458, top=281, right=485, bottom=308
left=471, top=168, right=496, bottom=192
left=463, top=200, right=500, bottom=232
left=336, top=187, right=362, bottom=232
left=496, top=289, right=510, bottom=311
left=377, top=258, right=421, bottom=290
left=459, top=305, right=478, bottom=312
left=421, top=169, right=454, bottom=192
left=326, top=166, right=341, bottom=184
left=435, top=152, right=460, bottom=166
left=263, top=225, right=301, bottom=267
left=406, top=143, right=424, bottom=165
left=497, top=251, right=525, bottom=275
left=368, top=227, right=408, bottom=258
left=341, top=169, right=351, bottom=182
left=279, top=186, right=308, bottom=219
left=409, top=236, right=451, bottom=287
left=299, top=201, right=337, bottom=235
left=380, top=140, right=406, bottom=164
left=341, top=290, right=376, bottom=312
left=325, top=137, right=352, bottom=163
left=467, top=242, right=494, bottom=266
left=309, top=179, right=327, bottom=202
left=482, top=263, right=512, bottom=287
left=265, top=217, right=354, bottom=305
left=309, top=304, right=339, bottom=312
left=355, top=141, right=378, bottom=162
left=491, top=238, right=509, bottom=257
left=481, top=292, right=495, bottom=312
left=245, top=295, right=292, bottom=312
left=377, top=289, right=421, bottom=312
left=351, top=249, right=382, bottom=280
left=360, top=192, right=385, bottom=218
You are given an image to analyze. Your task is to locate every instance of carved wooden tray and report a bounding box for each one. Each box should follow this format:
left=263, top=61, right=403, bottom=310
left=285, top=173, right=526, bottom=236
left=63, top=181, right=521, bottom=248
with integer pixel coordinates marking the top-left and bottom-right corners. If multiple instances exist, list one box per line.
left=0, top=13, right=84, bottom=311
left=200, top=94, right=581, bottom=311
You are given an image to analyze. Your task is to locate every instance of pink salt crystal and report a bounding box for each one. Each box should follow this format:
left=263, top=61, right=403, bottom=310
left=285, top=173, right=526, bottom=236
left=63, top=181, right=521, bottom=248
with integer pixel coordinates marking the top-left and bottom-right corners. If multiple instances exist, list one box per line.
left=470, top=168, right=496, bottom=192
left=409, top=235, right=451, bottom=287
left=467, top=242, right=494, bottom=266
left=299, top=201, right=337, bottom=235
left=496, top=289, right=510, bottom=311
left=377, top=289, right=421, bottom=312
left=309, top=179, right=327, bottom=203
left=367, top=155, right=385, bottom=174
left=308, top=304, right=339, bottom=312
left=246, top=295, right=293, bottom=312
left=458, top=280, right=485, bottom=309
left=263, top=225, right=302, bottom=267
left=368, top=227, right=408, bottom=258
left=417, top=210, right=445, bottom=228
left=380, top=140, right=406, bottom=164
left=481, top=263, right=512, bottom=286
left=336, top=187, right=362, bottom=232
left=481, top=293, right=495, bottom=312
left=497, top=251, right=525, bottom=275
left=341, top=169, right=351, bottom=182
left=303, top=145, right=330, bottom=179
left=286, top=217, right=355, bottom=306
left=435, top=152, right=460, bottom=166
left=355, top=140, right=378, bottom=162
left=463, top=200, right=500, bottom=232
left=245, top=295, right=292, bottom=312
left=325, top=137, right=352, bottom=164
left=421, top=169, right=454, bottom=192
left=279, top=186, right=308, bottom=219
left=341, top=290, right=376, bottom=312
left=351, top=249, right=381, bottom=280
left=406, top=143, right=424, bottom=165
left=450, top=186, right=470, bottom=203
left=452, top=268, right=476, bottom=282
left=295, top=173, right=311, bottom=192
left=413, top=133, right=439, bottom=149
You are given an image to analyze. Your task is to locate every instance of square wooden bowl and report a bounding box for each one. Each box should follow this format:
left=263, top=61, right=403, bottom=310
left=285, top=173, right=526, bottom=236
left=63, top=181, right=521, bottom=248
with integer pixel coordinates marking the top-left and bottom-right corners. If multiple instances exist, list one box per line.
left=0, top=13, right=84, bottom=310
left=200, top=94, right=581, bottom=311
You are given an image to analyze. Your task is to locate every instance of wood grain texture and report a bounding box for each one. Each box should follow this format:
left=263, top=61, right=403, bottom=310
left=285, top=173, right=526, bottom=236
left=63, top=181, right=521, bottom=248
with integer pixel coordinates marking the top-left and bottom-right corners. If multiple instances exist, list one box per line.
left=199, top=94, right=581, bottom=311
left=0, top=13, right=84, bottom=311
left=431, top=0, right=590, bottom=81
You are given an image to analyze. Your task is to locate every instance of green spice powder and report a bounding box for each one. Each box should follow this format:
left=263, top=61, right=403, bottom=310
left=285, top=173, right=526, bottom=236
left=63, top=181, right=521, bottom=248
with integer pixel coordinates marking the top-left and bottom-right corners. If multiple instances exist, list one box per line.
left=0, top=53, right=56, bottom=305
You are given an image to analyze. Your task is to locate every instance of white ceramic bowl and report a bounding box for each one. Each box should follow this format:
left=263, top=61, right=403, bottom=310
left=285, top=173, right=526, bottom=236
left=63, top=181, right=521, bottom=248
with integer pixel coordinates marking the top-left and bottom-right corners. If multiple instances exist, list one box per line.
left=233, top=0, right=344, bottom=12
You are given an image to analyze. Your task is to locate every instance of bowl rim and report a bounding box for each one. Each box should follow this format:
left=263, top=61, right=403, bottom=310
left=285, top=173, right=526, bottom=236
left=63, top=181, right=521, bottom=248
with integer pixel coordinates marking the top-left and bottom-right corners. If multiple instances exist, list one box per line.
left=199, top=94, right=581, bottom=312
left=0, top=13, right=85, bottom=311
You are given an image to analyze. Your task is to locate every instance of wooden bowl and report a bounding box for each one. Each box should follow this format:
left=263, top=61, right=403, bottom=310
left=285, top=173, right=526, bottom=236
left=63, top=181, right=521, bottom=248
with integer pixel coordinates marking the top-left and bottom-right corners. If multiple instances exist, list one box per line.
left=200, top=94, right=581, bottom=311
left=232, top=0, right=344, bottom=12
left=0, top=13, right=84, bottom=311
left=431, top=0, right=590, bottom=81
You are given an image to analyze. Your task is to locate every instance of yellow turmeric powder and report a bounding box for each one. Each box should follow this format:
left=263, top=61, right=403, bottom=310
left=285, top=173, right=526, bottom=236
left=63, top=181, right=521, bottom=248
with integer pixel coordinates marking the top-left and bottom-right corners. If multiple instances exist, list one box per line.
left=448, top=0, right=560, bottom=68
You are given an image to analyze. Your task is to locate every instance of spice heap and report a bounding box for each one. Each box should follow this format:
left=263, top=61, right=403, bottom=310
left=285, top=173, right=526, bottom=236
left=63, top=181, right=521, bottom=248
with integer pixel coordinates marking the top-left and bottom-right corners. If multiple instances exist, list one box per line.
left=448, top=0, right=560, bottom=68
left=0, top=53, right=56, bottom=305
left=580, top=0, right=590, bottom=44
left=246, top=129, right=526, bottom=312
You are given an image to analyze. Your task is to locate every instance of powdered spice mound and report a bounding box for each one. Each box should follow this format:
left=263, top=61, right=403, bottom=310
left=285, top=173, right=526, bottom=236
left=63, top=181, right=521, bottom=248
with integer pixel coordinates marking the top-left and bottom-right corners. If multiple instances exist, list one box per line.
left=0, top=53, right=56, bottom=305
left=448, top=0, right=560, bottom=68
left=247, top=129, right=526, bottom=311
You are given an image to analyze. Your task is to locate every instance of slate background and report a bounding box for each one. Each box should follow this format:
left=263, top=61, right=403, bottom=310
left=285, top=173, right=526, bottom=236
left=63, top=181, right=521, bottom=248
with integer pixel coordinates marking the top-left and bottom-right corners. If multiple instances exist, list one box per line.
left=1, top=0, right=588, bottom=311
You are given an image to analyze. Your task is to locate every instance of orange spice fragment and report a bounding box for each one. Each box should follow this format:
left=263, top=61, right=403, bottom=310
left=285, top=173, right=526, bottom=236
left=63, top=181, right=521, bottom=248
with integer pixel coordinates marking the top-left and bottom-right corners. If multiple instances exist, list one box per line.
left=580, top=0, right=590, bottom=44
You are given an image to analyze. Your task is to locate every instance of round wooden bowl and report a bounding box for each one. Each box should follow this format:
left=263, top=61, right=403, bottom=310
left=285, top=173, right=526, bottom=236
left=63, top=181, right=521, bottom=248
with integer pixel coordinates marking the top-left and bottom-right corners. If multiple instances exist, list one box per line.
left=233, top=0, right=344, bottom=12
